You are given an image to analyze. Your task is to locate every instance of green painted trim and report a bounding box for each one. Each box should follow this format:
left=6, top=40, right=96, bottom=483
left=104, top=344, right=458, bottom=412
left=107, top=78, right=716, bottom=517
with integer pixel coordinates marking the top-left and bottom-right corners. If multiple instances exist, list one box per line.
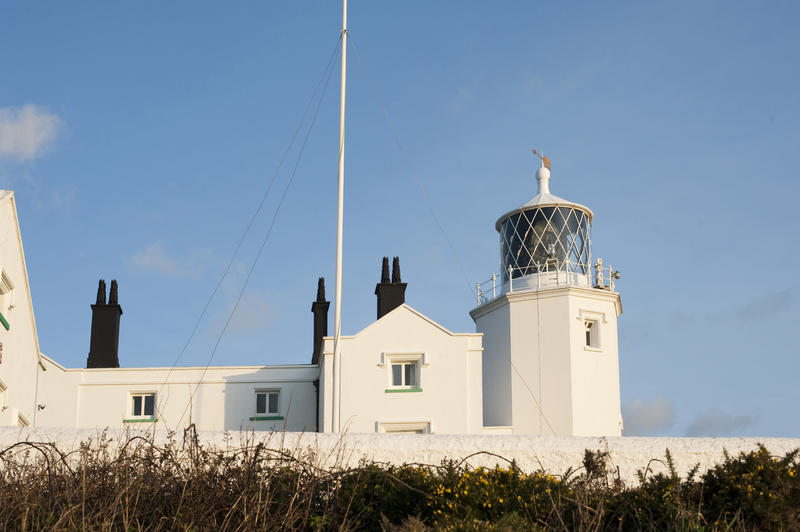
left=249, top=415, right=284, bottom=421
left=122, top=418, right=157, bottom=423
left=385, top=388, right=423, bottom=393
left=0, top=311, right=9, bottom=331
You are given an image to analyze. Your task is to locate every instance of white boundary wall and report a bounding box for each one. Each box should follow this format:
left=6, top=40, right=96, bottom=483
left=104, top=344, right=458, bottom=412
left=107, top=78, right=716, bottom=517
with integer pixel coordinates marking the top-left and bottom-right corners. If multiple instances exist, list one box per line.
left=3, top=428, right=798, bottom=485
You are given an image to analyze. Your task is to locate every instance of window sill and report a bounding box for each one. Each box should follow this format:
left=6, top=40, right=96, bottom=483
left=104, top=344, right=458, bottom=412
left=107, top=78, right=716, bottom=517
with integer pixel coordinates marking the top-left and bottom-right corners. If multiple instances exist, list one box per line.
left=385, top=388, right=423, bottom=393
left=584, top=346, right=602, bottom=352
left=249, top=415, right=284, bottom=421
left=123, top=418, right=157, bottom=423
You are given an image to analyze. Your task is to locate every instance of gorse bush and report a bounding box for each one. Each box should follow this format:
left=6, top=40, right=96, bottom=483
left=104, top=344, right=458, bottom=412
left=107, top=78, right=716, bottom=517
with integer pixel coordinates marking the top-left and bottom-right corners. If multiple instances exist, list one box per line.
left=0, top=430, right=797, bottom=531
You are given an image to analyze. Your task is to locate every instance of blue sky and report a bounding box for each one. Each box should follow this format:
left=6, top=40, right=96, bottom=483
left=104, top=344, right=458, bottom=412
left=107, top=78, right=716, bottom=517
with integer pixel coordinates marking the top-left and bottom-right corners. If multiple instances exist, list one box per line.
left=1, top=1, right=798, bottom=437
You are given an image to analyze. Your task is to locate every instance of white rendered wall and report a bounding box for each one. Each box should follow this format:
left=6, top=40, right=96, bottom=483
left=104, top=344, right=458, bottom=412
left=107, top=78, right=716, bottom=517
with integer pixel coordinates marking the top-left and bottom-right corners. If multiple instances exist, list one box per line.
left=472, top=303, right=511, bottom=427
left=5, top=428, right=799, bottom=486
left=513, top=290, right=572, bottom=436
left=36, top=358, right=319, bottom=432
left=320, top=305, right=484, bottom=434
left=568, top=290, right=623, bottom=436
left=0, top=191, right=42, bottom=427
left=472, top=285, right=622, bottom=437
left=37, top=356, right=81, bottom=426
left=473, top=290, right=572, bottom=435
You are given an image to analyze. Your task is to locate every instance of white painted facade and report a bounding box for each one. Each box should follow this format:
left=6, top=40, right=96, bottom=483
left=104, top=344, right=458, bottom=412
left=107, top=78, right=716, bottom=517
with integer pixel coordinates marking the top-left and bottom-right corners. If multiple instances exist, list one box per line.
left=32, top=302, right=483, bottom=434
left=37, top=356, right=318, bottom=432
left=0, top=190, right=43, bottom=428
left=319, top=304, right=484, bottom=434
left=472, top=285, right=622, bottom=436
left=33, top=305, right=483, bottom=434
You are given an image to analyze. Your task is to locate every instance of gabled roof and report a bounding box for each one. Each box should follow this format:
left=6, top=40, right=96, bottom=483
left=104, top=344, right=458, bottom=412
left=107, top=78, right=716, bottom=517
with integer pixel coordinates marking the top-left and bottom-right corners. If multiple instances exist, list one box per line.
left=345, top=303, right=481, bottom=339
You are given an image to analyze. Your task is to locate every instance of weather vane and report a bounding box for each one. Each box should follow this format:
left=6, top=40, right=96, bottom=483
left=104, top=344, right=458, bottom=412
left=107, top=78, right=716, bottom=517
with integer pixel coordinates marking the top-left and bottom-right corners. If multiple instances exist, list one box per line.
left=532, top=149, right=551, bottom=170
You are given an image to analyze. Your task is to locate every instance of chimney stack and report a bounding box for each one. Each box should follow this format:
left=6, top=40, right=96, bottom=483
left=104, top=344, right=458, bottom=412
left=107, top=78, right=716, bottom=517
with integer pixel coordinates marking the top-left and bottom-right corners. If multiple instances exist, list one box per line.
left=86, top=279, right=123, bottom=368
left=375, top=256, right=407, bottom=319
left=311, top=277, right=330, bottom=364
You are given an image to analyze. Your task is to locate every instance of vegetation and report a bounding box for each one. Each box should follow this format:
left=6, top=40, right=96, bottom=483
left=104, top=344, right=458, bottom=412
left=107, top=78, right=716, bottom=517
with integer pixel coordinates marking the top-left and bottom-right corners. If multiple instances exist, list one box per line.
left=0, top=429, right=797, bottom=530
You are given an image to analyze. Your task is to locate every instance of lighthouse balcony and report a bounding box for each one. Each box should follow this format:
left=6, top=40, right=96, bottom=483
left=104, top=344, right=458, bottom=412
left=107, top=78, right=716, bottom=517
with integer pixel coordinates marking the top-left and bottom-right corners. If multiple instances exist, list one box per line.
left=476, top=262, right=618, bottom=307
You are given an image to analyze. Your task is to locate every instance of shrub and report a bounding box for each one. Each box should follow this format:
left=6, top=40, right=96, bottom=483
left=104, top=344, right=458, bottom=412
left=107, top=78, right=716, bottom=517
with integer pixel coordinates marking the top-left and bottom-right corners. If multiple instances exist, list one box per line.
left=0, top=432, right=797, bottom=530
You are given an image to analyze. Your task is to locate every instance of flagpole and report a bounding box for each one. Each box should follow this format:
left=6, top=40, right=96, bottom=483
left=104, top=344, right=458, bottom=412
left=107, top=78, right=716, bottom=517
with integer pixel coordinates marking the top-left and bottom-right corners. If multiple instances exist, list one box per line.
left=332, top=0, right=347, bottom=433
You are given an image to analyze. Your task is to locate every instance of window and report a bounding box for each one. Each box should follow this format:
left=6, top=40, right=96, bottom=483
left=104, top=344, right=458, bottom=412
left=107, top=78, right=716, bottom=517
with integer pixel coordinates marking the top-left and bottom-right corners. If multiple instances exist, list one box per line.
left=584, top=319, right=600, bottom=349
left=250, top=390, right=283, bottom=421
left=0, top=269, right=13, bottom=331
left=379, top=421, right=430, bottom=434
left=382, top=353, right=424, bottom=393
left=386, top=427, right=425, bottom=434
left=256, top=391, right=279, bottom=415
left=130, top=393, right=155, bottom=419
left=391, top=362, right=418, bottom=387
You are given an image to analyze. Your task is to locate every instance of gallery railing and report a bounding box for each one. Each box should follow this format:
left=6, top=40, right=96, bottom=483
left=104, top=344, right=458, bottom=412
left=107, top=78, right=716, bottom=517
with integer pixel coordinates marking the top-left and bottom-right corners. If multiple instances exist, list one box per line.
left=475, top=260, right=620, bottom=306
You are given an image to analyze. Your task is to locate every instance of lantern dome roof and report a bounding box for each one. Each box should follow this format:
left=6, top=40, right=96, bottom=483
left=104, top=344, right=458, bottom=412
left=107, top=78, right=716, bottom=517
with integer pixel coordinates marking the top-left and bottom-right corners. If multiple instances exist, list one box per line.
left=495, top=166, right=593, bottom=231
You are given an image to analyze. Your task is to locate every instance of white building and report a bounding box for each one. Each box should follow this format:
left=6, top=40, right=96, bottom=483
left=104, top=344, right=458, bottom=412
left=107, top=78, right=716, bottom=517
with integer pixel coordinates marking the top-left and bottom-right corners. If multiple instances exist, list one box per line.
left=38, top=356, right=319, bottom=432
left=1, top=163, right=624, bottom=436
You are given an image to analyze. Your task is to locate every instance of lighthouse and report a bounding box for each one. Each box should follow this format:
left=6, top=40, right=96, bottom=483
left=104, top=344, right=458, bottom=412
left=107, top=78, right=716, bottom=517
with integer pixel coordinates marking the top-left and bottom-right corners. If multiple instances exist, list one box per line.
left=471, top=156, right=623, bottom=436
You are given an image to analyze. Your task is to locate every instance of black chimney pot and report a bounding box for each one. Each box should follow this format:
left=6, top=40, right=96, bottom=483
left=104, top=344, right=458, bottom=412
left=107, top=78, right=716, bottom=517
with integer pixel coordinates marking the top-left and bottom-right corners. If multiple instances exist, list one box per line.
left=109, top=279, right=119, bottom=305
left=96, top=279, right=106, bottom=305
left=381, top=257, right=390, bottom=284
left=391, top=256, right=401, bottom=284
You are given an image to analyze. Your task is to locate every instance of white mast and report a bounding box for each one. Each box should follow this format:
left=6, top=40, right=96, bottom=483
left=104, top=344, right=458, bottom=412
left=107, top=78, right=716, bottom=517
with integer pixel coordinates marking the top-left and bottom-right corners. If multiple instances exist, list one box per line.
left=332, top=0, right=347, bottom=433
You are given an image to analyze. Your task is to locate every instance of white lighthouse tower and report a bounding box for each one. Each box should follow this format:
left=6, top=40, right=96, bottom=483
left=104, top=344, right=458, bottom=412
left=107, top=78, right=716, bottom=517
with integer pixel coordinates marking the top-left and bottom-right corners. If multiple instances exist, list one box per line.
left=471, top=155, right=623, bottom=436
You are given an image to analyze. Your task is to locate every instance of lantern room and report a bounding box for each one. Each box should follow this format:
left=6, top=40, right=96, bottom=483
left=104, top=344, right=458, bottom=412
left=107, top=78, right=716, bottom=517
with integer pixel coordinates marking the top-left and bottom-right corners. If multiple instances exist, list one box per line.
left=495, top=164, right=593, bottom=286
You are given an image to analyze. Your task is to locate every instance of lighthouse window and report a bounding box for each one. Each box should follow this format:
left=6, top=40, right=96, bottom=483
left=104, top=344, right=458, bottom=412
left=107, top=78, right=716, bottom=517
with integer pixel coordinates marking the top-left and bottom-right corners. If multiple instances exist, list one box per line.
left=585, top=320, right=600, bottom=349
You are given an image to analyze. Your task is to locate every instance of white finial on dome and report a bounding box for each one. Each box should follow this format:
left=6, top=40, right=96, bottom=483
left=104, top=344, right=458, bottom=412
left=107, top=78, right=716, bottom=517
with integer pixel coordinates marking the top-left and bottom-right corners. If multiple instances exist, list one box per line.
left=536, top=165, right=551, bottom=195
left=532, top=148, right=552, bottom=195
